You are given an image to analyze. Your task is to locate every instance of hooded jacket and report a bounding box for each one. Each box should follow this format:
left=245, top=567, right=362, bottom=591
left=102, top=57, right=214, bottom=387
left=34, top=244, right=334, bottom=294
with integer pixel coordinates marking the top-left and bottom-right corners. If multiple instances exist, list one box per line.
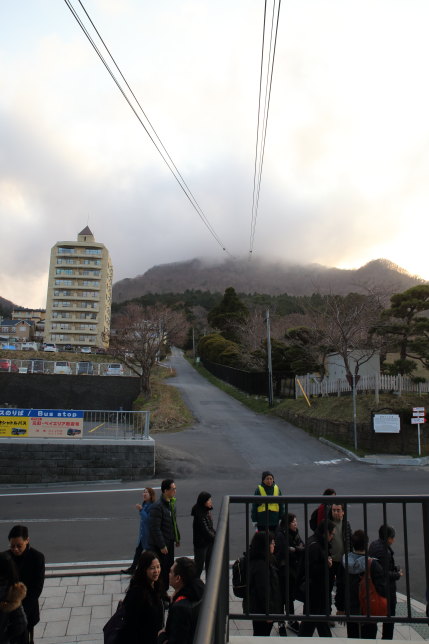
left=161, top=579, right=205, bottom=644
left=336, top=552, right=386, bottom=614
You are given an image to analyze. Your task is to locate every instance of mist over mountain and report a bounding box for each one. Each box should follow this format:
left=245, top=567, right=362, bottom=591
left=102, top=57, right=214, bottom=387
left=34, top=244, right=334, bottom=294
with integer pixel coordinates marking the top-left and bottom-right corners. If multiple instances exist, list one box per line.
left=112, top=257, right=424, bottom=303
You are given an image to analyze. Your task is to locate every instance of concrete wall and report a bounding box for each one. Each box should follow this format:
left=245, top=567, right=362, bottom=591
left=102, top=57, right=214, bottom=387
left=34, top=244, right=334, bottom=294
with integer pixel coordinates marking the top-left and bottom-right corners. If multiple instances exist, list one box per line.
left=0, top=373, right=140, bottom=410
left=277, top=408, right=426, bottom=455
left=0, top=438, right=155, bottom=483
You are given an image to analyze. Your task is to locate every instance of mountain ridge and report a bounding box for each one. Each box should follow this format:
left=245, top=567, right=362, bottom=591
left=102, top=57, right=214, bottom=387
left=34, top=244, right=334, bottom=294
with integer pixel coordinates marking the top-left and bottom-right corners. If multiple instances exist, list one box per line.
left=112, top=257, right=425, bottom=303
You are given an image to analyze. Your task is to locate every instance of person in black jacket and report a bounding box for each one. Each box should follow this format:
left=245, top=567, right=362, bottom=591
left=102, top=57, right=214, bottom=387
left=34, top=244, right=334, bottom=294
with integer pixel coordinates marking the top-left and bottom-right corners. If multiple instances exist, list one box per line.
left=336, top=530, right=387, bottom=639
left=275, top=513, right=304, bottom=635
left=368, top=525, right=403, bottom=640
left=191, top=492, right=216, bottom=578
left=298, top=520, right=336, bottom=637
left=247, top=531, right=282, bottom=637
left=0, top=553, right=27, bottom=644
left=7, top=525, right=45, bottom=644
left=158, top=557, right=205, bottom=644
left=148, top=480, right=180, bottom=591
left=118, top=550, right=167, bottom=644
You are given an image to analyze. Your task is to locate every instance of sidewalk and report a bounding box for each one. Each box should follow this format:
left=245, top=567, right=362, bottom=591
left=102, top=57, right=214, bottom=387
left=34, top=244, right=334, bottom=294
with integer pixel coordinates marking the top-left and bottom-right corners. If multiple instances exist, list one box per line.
left=35, top=564, right=429, bottom=643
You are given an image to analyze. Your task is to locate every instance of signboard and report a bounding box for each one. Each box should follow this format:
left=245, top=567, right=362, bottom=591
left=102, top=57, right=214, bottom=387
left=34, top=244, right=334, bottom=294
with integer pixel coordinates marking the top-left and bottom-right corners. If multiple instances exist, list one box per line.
left=0, top=409, right=83, bottom=438
left=373, top=414, right=401, bottom=433
left=413, top=407, right=425, bottom=412
left=411, top=417, right=426, bottom=425
left=413, top=410, right=425, bottom=417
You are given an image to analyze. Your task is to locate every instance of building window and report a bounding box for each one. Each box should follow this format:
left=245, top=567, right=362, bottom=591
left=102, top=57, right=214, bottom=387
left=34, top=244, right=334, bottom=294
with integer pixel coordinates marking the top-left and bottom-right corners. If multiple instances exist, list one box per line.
left=84, top=249, right=101, bottom=256
left=57, top=247, right=75, bottom=254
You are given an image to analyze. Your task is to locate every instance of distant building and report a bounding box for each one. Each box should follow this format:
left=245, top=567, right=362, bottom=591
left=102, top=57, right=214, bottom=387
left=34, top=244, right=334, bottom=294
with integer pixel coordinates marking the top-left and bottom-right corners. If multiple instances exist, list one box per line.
left=12, top=308, right=45, bottom=342
left=0, top=319, right=35, bottom=343
left=44, top=227, right=113, bottom=350
left=325, top=350, right=380, bottom=380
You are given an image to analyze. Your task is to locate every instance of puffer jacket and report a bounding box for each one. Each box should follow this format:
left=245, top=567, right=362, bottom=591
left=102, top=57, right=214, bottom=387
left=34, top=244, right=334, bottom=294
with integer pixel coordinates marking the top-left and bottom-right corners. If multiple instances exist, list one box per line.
left=336, top=552, right=386, bottom=614
left=0, top=582, right=27, bottom=644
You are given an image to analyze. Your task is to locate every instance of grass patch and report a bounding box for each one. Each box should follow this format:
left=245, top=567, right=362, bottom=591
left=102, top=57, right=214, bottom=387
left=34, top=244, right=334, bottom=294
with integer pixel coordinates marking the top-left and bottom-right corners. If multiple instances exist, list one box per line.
left=133, top=366, right=194, bottom=432
left=273, top=392, right=429, bottom=424
left=186, top=356, right=275, bottom=414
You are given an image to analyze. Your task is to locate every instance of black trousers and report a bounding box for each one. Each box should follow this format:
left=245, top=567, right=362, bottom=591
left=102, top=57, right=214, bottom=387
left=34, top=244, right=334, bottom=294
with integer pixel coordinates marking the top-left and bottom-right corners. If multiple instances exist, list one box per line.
left=253, top=621, right=273, bottom=636
left=347, top=622, right=378, bottom=639
left=194, top=543, right=213, bottom=578
left=299, top=620, right=332, bottom=637
left=155, top=541, right=175, bottom=591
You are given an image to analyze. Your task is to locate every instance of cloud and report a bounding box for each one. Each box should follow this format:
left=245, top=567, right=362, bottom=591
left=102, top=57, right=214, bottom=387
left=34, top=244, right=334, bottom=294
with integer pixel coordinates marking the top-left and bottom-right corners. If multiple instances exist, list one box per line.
left=1, top=0, right=429, bottom=308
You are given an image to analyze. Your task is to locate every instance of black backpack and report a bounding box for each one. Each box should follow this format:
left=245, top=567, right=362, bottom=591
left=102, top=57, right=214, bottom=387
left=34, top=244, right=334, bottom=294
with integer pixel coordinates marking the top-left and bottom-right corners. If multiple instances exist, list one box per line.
left=232, top=554, right=248, bottom=598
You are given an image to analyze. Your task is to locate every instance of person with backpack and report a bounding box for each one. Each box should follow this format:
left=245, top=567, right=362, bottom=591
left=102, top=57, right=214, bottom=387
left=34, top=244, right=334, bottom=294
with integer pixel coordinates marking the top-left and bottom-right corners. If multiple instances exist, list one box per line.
left=274, top=513, right=304, bottom=635
left=251, top=471, right=284, bottom=532
left=336, top=529, right=386, bottom=638
left=158, top=557, right=205, bottom=644
left=368, top=525, right=403, bottom=640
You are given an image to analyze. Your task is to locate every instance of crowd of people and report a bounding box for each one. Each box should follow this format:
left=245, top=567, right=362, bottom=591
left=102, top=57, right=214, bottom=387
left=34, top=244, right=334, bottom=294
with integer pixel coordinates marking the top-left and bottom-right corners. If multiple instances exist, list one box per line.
left=246, top=473, right=404, bottom=639
left=116, top=478, right=213, bottom=644
left=0, top=474, right=406, bottom=643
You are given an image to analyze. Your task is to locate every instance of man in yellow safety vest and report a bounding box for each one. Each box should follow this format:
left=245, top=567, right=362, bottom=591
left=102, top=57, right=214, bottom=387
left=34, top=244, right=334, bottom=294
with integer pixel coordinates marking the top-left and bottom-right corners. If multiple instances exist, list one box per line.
left=251, top=471, right=285, bottom=532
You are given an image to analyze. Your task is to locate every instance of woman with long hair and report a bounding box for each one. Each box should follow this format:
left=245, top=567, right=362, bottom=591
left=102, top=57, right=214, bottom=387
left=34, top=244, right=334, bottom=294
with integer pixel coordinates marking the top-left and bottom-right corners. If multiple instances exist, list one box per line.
left=275, top=513, right=304, bottom=635
left=123, top=487, right=156, bottom=575
left=118, top=550, right=166, bottom=644
left=191, top=492, right=216, bottom=578
left=247, top=531, right=281, bottom=637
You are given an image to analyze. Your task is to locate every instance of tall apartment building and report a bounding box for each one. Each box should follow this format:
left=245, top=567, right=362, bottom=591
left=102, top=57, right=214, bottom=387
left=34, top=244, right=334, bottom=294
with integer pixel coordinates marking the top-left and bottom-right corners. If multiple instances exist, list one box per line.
left=44, top=227, right=113, bottom=350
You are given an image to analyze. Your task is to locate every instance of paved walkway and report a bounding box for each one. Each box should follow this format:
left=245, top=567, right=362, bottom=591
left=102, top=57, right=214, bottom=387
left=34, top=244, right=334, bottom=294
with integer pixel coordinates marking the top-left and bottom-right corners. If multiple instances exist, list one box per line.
left=34, top=564, right=429, bottom=643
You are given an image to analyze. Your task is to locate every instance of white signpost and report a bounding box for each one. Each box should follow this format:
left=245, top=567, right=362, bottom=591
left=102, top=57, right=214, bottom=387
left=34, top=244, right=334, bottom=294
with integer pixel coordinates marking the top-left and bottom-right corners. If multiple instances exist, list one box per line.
left=412, top=407, right=426, bottom=456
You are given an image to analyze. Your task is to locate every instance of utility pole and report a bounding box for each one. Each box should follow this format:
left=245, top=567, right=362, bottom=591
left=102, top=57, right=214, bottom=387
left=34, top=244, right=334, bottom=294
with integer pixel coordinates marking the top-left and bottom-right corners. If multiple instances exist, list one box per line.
left=352, top=373, right=358, bottom=450
left=192, top=327, right=196, bottom=360
left=266, top=309, right=274, bottom=407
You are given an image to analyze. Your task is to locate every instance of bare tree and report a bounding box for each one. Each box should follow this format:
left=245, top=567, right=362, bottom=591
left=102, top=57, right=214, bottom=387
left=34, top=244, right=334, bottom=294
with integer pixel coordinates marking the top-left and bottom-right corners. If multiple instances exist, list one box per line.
left=305, top=292, right=385, bottom=380
left=109, top=303, right=188, bottom=396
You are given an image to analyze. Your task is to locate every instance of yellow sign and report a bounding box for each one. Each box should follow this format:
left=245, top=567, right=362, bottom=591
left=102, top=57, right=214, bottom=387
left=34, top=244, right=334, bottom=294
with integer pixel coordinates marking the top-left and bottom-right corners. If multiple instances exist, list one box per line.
left=0, top=417, right=29, bottom=437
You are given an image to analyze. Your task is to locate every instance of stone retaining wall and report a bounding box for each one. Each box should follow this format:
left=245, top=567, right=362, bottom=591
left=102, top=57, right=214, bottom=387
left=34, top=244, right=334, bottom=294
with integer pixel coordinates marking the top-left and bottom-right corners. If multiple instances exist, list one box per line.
left=0, top=438, right=155, bottom=483
left=0, top=373, right=140, bottom=410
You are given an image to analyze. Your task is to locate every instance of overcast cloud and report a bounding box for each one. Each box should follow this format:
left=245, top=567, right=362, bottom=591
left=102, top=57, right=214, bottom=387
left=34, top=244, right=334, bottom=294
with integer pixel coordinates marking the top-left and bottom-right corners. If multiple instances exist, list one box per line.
left=1, top=0, right=429, bottom=308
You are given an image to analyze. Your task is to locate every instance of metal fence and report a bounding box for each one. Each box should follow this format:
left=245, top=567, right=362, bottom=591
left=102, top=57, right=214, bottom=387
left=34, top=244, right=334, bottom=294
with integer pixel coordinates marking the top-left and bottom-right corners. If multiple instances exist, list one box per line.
left=296, top=373, right=429, bottom=397
left=194, top=494, right=429, bottom=644
left=82, top=410, right=150, bottom=439
left=201, top=359, right=296, bottom=398
left=0, top=359, right=137, bottom=377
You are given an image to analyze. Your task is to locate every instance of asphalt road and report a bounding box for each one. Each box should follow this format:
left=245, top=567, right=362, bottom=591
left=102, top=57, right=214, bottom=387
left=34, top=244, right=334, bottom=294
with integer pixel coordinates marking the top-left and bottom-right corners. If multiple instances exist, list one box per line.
left=2, top=348, right=429, bottom=601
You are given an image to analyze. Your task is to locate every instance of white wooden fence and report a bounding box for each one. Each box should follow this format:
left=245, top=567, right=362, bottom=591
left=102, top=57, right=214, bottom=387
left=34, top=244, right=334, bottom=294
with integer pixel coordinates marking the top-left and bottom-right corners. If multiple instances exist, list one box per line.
left=296, top=373, right=429, bottom=397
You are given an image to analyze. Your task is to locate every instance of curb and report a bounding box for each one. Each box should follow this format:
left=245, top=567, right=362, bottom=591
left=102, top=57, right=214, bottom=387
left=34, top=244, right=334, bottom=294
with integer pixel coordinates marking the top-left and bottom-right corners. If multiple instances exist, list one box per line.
left=319, top=437, right=429, bottom=467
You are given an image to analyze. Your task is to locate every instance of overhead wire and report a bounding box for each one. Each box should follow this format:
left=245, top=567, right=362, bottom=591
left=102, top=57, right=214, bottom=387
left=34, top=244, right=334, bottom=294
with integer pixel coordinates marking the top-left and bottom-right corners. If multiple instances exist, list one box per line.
left=249, top=0, right=282, bottom=257
left=63, top=0, right=230, bottom=254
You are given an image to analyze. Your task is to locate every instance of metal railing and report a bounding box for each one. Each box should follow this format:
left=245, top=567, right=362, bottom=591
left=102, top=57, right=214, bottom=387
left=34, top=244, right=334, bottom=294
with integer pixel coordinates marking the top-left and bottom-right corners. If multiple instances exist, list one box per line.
left=0, top=359, right=137, bottom=376
left=82, top=409, right=150, bottom=439
left=194, top=495, right=429, bottom=644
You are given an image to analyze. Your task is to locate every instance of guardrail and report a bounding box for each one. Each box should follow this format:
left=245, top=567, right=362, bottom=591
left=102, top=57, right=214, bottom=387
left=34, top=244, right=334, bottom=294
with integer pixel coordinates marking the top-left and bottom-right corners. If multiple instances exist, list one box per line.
left=0, top=360, right=137, bottom=376
left=194, top=495, right=429, bottom=644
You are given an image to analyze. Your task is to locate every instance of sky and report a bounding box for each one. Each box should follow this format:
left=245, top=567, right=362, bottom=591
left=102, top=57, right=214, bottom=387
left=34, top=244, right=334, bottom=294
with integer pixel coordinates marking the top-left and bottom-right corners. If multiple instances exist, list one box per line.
left=1, top=0, right=429, bottom=309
